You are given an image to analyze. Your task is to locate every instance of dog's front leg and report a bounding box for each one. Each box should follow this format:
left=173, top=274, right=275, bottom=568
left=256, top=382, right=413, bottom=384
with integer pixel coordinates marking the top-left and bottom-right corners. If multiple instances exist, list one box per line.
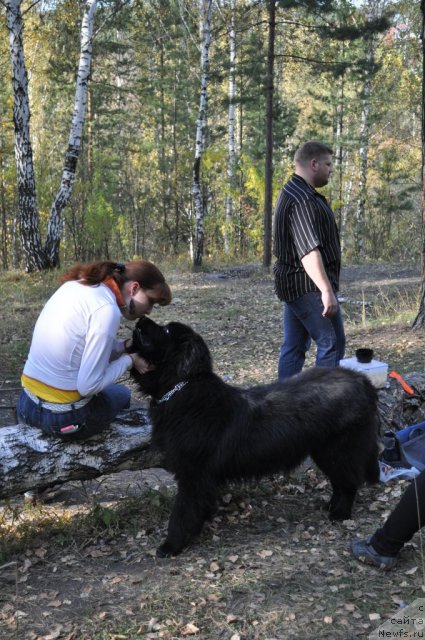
left=157, top=480, right=216, bottom=557
left=328, top=483, right=357, bottom=521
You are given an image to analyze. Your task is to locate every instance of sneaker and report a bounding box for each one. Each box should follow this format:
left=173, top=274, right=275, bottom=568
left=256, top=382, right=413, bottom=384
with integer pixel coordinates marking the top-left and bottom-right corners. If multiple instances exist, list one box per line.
left=350, top=537, right=397, bottom=570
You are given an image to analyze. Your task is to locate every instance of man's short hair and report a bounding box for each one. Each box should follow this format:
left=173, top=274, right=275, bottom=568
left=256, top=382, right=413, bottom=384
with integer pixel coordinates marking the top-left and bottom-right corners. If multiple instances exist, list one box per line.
left=294, top=141, right=333, bottom=165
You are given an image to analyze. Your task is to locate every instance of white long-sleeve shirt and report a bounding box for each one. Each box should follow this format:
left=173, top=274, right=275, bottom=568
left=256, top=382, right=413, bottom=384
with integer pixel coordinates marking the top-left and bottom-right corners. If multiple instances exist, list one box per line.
left=23, top=281, right=132, bottom=397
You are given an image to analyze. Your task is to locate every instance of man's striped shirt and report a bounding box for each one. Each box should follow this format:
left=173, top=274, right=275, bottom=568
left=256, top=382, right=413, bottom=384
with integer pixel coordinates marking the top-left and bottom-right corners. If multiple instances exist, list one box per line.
left=273, top=174, right=341, bottom=302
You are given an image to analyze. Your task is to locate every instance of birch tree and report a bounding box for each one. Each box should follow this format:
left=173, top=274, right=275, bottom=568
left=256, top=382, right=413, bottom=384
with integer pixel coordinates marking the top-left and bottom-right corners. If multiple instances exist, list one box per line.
left=3, top=0, right=97, bottom=271
left=5, top=0, right=46, bottom=271
left=224, top=0, right=236, bottom=255
left=44, top=0, right=97, bottom=267
left=193, top=0, right=213, bottom=267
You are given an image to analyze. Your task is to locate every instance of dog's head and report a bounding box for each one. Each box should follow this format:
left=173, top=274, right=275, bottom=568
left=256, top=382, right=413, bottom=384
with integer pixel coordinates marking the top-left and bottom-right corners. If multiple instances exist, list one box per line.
left=131, top=316, right=213, bottom=394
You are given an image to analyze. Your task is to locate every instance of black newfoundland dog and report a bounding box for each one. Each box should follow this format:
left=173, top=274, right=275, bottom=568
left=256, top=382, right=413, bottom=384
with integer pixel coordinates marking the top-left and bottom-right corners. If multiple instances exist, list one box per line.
left=131, top=317, right=380, bottom=557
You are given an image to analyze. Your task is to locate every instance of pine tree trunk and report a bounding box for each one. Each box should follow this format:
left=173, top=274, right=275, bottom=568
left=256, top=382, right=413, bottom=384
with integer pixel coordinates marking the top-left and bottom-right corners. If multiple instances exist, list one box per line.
left=412, top=0, right=425, bottom=330
left=193, top=0, right=213, bottom=268
left=172, top=71, right=180, bottom=253
left=44, top=0, right=98, bottom=268
left=354, top=85, right=372, bottom=257
left=6, top=0, right=47, bottom=272
left=224, top=0, right=236, bottom=255
left=262, top=0, right=276, bottom=271
left=353, top=0, right=378, bottom=259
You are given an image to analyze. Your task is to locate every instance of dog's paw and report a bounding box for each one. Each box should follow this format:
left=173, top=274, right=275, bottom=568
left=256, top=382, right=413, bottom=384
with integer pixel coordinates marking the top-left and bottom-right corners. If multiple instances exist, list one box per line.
left=328, top=510, right=351, bottom=522
left=156, top=541, right=180, bottom=558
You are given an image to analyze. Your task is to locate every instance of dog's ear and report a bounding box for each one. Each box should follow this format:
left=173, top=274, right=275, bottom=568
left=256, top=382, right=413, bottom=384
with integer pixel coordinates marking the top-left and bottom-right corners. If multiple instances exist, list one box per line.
left=166, top=323, right=212, bottom=378
left=176, top=333, right=212, bottom=378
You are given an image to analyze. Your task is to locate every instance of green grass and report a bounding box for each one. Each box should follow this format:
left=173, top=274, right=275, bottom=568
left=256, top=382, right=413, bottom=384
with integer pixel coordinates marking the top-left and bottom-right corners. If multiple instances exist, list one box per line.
left=0, top=487, right=174, bottom=564
left=0, top=270, right=60, bottom=376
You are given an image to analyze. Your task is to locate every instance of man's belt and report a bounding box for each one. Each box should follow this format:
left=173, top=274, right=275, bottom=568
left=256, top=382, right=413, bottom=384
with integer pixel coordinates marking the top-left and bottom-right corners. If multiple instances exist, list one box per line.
left=23, top=388, right=92, bottom=413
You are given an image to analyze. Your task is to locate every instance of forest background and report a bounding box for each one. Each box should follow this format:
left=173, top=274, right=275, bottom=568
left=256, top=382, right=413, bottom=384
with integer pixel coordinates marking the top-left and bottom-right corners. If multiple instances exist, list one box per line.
left=0, top=0, right=421, bottom=273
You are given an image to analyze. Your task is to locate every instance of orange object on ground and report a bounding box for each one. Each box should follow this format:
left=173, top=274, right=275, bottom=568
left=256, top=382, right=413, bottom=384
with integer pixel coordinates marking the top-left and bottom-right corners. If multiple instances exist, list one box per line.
left=389, top=371, right=415, bottom=395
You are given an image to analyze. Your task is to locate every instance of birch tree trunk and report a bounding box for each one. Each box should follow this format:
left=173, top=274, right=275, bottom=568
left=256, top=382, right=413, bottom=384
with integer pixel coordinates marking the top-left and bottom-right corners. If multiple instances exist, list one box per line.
left=5, top=0, right=47, bottom=272
left=262, top=0, right=276, bottom=271
left=44, top=0, right=98, bottom=268
left=332, top=58, right=345, bottom=235
left=0, top=410, right=161, bottom=500
left=224, top=0, right=236, bottom=255
left=193, top=0, right=213, bottom=267
left=5, top=0, right=97, bottom=270
left=412, top=0, right=425, bottom=330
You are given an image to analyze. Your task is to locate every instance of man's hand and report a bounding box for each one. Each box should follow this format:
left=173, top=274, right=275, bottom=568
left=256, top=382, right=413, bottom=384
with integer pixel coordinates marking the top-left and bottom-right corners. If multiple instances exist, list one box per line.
left=321, top=289, right=338, bottom=317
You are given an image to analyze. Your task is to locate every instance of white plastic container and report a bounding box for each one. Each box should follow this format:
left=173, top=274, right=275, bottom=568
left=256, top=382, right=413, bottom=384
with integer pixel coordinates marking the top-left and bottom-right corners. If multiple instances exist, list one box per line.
left=339, top=357, right=388, bottom=388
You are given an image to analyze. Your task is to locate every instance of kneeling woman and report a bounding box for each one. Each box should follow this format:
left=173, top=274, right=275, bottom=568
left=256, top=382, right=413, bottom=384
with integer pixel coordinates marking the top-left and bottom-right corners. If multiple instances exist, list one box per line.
left=17, top=260, right=171, bottom=439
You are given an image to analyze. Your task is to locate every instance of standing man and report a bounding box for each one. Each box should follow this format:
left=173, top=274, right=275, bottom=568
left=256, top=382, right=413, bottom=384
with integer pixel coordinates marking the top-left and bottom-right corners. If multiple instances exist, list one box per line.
left=273, top=140, right=345, bottom=379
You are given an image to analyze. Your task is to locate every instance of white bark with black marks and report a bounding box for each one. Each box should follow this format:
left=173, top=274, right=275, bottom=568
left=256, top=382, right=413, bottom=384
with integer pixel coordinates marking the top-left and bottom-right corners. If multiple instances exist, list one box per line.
left=224, top=0, right=236, bottom=255
left=4, top=0, right=98, bottom=271
left=193, top=0, right=213, bottom=267
left=45, top=0, right=98, bottom=267
left=5, top=0, right=46, bottom=272
left=0, top=410, right=161, bottom=500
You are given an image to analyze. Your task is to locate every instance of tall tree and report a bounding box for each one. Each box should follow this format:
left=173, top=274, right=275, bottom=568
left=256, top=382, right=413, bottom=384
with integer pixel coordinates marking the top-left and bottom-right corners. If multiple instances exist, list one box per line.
left=3, top=0, right=97, bottom=271
left=193, top=0, right=213, bottom=267
left=263, top=0, right=276, bottom=270
left=412, top=0, right=425, bottom=330
left=5, top=0, right=46, bottom=271
left=353, top=0, right=387, bottom=258
left=224, top=0, right=237, bottom=255
left=44, top=0, right=97, bottom=266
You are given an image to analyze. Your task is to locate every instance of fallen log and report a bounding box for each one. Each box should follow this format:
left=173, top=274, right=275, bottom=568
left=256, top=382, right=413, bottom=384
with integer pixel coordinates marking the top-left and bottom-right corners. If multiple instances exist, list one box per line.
left=0, top=408, right=162, bottom=500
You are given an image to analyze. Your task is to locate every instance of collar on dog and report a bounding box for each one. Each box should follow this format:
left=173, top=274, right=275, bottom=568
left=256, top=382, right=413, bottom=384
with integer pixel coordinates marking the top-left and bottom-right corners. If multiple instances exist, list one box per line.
left=157, top=381, right=188, bottom=404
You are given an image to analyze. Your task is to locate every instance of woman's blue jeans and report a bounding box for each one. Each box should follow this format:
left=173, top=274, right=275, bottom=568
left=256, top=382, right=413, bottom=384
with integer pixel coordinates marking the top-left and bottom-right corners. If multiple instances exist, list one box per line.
left=278, top=291, right=345, bottom=380
left=17, top=384, right=131, bottom=439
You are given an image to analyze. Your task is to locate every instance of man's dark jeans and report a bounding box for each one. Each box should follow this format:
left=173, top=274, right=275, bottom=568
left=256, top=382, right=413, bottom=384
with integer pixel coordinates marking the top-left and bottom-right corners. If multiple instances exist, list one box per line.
left=278, top=291, right=345, bottom=379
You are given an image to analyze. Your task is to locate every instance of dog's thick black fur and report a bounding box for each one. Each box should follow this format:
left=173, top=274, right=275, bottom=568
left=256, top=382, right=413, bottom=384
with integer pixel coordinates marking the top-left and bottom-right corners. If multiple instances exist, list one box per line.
left=131, top=316, right=380, bottom=557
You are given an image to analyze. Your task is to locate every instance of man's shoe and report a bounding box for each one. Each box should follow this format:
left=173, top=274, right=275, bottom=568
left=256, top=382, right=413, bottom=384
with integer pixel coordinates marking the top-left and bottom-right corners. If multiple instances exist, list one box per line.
left=350, top=537, right=397, bottom=570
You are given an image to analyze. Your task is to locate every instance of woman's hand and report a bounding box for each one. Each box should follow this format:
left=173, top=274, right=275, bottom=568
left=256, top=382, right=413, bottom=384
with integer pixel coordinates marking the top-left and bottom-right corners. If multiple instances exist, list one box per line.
left=130, top=353, right=155, bottom=374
